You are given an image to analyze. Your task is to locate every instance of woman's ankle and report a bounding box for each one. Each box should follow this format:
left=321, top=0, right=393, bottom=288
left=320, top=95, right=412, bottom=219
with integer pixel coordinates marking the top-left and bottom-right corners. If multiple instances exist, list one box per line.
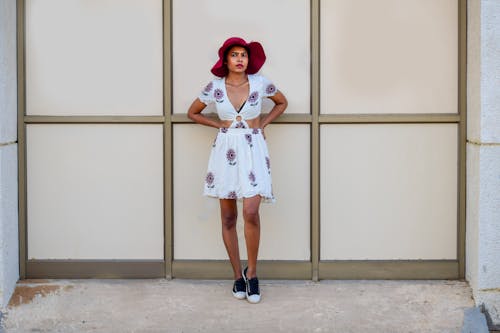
left=245, top=266, right=257, bottom=279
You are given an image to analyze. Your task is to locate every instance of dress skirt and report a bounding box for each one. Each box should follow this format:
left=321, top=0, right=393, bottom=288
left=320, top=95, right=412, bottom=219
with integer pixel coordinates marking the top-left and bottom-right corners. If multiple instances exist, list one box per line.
left=203, top=127, right=275, bottom=203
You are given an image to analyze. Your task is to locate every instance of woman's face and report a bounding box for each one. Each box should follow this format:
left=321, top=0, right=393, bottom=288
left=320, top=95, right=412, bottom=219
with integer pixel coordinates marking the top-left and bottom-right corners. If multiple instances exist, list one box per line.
left=225, top=45, right=249, bottom=74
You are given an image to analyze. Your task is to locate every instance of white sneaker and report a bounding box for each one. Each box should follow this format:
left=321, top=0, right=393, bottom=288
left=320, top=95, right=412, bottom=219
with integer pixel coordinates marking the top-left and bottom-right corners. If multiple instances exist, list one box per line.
left=243, top=267, right=261, bottom=304
left=232, top=277, right=246, bottom=300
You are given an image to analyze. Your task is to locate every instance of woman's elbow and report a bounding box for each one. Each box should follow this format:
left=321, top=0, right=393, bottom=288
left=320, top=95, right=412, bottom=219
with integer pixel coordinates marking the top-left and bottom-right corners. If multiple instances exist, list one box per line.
left=275, top=92, right=288, bottom=109
left=279, top=97, right=288, bottom=112
left=282, top=98, right=288, bottom=109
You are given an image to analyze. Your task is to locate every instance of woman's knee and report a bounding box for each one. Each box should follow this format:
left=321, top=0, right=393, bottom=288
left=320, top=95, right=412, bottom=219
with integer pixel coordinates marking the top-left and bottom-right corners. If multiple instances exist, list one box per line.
left=221, top=211, right=238, bottom=229
left=243, top=207, right=260, bottom=225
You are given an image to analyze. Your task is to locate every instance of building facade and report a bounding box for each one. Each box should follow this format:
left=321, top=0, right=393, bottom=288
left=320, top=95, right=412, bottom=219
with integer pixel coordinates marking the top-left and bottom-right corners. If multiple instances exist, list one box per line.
left=0, top=0, right=499, bottom=327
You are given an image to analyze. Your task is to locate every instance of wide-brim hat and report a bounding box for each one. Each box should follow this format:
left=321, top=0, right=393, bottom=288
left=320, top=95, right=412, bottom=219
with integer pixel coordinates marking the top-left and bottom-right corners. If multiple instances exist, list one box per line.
left=211, top=37, right=266, bottom=77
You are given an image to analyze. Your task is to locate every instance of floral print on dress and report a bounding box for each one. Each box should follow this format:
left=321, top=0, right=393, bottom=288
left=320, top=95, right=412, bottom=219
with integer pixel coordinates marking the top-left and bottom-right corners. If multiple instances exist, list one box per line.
left=226, top=149, right=237, bottom=166
left=220, top=127, right=228, bottom=133
left=212, top=134, right=218, bottom=147
left=205, top=172, right=215, bottom=188
left=235, top=122, right=246, bottom=129
left=265, top=156, right=271, bottom=174
left=265, top=84, right=276, bottom=96
left=252, top=128, right=259, bottom=135
left=248, top=91, right=259, bottom=106
left=202, top=82, right=213, bottom=96
left=245, top=134, right=253, bottom=147
left=249, top=171, right=257, bottom=187
left=214, top=88, right=224, bottom=103
left=227, top=191, right=237, bottom=199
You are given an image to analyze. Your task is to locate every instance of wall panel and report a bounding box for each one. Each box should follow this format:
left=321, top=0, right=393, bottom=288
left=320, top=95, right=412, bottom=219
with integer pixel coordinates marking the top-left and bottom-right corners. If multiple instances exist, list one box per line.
left=25, top=0, right=163, bottom=116
left=320, top=0, right=458, bottom=114
left=320, top=124, right=458, bottom=260
left=27, top=124, right=164, bottom=259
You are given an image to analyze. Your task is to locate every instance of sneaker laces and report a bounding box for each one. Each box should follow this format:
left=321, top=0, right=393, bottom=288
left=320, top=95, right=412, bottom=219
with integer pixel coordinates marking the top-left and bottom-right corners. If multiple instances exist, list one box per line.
left=233, top=278, right=246, bottom=292
left=247, top=277, right=260, bottom=296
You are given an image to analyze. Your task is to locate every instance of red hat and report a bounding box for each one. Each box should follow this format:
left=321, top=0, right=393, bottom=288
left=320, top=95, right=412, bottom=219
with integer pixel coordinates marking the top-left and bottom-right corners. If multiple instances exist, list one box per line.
left=211, top=37, right=266, bottom=77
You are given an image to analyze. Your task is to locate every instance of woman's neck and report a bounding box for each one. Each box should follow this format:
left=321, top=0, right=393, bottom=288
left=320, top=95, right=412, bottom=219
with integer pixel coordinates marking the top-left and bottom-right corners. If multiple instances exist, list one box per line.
left=226, top=73, right=248, bottom=85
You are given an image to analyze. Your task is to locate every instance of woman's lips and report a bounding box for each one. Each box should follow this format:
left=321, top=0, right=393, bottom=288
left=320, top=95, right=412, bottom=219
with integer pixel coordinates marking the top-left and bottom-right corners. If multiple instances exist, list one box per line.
left=236, top=64, right=243, bottom=68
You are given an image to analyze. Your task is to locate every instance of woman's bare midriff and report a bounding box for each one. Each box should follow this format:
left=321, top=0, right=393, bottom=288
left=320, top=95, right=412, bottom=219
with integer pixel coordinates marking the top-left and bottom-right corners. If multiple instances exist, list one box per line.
left=220, top=116, right=261, bottom=129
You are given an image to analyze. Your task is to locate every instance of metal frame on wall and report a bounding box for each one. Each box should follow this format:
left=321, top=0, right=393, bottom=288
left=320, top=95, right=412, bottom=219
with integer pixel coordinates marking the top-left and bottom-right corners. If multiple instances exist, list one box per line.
left=17, top=0, right=168, bottom=279
left=17, top=0, right=467, bottom=280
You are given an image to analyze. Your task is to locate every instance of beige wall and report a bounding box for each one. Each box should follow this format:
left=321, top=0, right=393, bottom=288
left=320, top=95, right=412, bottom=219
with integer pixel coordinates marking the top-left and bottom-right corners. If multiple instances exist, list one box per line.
left=24, top=0, right=164, bottom=260
left=27, top=124, right=164, bottom=259
left=321, top=0, right=458, bottom=114
left=320, top=124, right=458, bottom=260
left=318, top=0, right=459, bottom=260
left=22, top=0, right=460, bottom=267
left=26, top=0, right=163, bottom=116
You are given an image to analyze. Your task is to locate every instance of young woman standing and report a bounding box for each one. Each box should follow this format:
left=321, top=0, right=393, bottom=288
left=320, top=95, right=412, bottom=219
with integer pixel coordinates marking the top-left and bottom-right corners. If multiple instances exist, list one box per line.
left=187, top=37, right=287, bottom=303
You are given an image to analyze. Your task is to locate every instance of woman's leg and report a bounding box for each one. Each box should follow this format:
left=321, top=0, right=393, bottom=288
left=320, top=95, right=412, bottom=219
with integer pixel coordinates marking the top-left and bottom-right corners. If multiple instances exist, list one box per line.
left=242, top=195, right=261, bottom=278
left=220, top=199, right=242, bottom=279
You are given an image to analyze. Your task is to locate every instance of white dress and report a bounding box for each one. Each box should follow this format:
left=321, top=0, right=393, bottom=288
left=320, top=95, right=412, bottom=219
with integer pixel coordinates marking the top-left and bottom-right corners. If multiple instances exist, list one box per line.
left=198, top=74, right=278, bottom=203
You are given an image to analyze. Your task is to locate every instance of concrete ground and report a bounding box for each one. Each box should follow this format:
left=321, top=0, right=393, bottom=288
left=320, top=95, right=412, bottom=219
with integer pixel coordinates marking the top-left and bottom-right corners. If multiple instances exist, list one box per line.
left=1, top=279, right=475, bottom=333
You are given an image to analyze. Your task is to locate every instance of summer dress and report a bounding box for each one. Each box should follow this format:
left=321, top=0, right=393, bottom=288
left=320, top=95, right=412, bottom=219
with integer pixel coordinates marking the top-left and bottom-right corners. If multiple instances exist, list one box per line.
left=198, top=74, right=278, bottom=203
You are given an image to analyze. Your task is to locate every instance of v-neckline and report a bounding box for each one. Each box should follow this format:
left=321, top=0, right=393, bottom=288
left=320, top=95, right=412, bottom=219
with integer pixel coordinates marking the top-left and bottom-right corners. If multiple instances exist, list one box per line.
left=223, top=76, right=251, bottom=113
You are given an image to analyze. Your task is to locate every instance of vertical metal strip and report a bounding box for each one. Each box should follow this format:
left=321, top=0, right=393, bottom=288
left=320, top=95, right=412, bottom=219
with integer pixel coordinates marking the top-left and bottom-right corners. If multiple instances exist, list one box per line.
left=311, top=0, right=320, bottom=282
left=163, top=0, right=173, bottom=279
left=457, top=0, right=467, bottom=279
left=17, top=0, right=27, bottom=279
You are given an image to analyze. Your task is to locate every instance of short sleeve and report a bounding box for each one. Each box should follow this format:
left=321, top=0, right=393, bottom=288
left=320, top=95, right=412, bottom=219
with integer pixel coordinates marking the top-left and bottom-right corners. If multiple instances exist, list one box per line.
left=260, top=75, right=278, bottom=98
left=198, top=80, right=215, bottom=105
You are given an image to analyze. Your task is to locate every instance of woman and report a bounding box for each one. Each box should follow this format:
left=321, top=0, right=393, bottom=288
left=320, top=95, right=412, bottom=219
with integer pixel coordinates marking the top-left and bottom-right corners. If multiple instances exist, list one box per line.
left=187, top=37, right=287, bottom=304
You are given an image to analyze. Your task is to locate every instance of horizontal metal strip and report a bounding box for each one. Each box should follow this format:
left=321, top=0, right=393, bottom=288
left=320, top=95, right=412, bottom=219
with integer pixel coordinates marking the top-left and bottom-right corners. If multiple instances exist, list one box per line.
left=24, top=116, right=166, bottom=124
left=319, top=114, right=461, bottom=124
left=172, top=113, right=460, bottom=124
left=171, top=113, right=460, bottom=124
left=319, top=260, right=459, bottom=280
left=25, top=259, right=458, bottom=280
left=23, top=114, right=460, bottom=125
left=172, top=260, right=312, bottom=280
left=26, top=260, right=165, bottom=279
left=170, top=113, right=312, bottom=123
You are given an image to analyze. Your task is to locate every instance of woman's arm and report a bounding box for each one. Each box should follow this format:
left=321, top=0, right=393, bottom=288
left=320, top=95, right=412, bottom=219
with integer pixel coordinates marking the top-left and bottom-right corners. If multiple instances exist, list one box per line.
left=260, top=91, right=288, bottom=129
left=187, top=99, right=222, bottom=129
